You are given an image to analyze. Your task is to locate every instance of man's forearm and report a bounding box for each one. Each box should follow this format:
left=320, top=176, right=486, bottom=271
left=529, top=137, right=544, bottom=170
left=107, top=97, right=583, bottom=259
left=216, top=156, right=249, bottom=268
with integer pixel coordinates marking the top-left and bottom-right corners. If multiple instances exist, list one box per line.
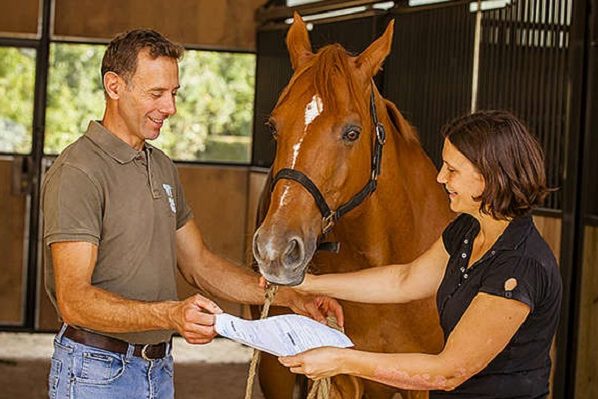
left=182, top=250, right=310, bottom=311
left=58, top=284, right=177, bottom=333
left=176, top=220, right=272, bottom=305
left=183, top=248, right=267, bottom=305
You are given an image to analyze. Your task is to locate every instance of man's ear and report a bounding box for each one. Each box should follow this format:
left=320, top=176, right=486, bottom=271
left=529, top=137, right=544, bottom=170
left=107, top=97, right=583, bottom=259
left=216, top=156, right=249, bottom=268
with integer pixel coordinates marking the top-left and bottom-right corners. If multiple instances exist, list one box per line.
left=103, top=71, right=122, bottom=100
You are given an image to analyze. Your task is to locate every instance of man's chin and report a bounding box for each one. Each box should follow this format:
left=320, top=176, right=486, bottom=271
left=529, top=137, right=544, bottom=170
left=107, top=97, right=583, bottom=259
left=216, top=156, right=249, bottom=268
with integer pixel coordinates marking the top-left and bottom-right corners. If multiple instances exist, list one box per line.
left=144, top=130, right=161, bottom=141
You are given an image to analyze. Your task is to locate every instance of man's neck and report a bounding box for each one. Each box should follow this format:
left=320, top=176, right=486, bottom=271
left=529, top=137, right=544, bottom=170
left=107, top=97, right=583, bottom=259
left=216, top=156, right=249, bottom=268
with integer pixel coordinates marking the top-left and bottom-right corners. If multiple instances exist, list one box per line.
left=101, top=109, right=145, bottom=151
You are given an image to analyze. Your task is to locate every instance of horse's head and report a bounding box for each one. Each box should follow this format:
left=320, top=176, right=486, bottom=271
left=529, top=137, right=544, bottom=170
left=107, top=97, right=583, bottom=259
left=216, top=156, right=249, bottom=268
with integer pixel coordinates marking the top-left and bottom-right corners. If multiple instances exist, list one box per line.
left=253, top=13, right=395, bottom=285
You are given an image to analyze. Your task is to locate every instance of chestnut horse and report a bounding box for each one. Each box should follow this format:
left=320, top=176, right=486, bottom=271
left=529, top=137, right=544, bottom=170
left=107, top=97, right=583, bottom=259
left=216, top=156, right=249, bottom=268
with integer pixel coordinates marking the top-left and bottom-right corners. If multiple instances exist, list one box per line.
left=252, top=14, right=454, bottom=399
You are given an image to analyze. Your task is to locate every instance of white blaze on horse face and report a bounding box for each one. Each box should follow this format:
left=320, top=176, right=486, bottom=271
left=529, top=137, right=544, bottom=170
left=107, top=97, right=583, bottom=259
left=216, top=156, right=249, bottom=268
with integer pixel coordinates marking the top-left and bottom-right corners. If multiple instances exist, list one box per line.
left=279, top=95, right=324, bottom=209
left=289, top=95, right=324, bottom=168
left=279, top=185, right=291, bottom=208
left=304, top=94, right=324, bottom=130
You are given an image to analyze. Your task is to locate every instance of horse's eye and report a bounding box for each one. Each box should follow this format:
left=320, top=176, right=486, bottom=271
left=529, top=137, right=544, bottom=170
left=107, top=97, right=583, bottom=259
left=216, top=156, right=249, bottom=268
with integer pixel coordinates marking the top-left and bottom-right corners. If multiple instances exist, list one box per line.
left=265, top=120, right=278, bottom=139
left=342, top=128, right=361, bottom=142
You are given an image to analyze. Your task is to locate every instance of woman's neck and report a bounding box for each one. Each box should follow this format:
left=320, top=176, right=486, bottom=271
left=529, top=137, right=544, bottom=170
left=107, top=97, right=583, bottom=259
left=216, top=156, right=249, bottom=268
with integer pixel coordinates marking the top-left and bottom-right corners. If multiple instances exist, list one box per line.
left=473, top=211, right=511, bottom=244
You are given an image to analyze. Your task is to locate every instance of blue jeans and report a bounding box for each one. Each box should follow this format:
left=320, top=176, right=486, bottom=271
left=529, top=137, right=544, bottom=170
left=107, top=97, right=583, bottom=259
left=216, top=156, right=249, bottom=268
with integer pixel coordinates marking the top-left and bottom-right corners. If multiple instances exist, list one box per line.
left=48, top=324, right=174, bottom=399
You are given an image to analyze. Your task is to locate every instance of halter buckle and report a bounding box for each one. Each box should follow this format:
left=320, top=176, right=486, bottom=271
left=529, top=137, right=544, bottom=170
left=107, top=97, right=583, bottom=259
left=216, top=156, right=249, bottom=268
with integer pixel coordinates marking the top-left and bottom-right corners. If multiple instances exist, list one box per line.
left=371, top=169, right=379, bottom=181
left=322, top=212, right=336, bottom=235
left=376, top=123, right=386, bottom=145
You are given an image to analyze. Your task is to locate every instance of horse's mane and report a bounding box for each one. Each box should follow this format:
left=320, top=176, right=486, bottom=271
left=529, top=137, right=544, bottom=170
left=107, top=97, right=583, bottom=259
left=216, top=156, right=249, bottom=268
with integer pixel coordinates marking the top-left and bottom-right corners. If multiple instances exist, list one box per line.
left=277, top=44, right=419, bottom=143
left=383, top=99, right=420, bottom=144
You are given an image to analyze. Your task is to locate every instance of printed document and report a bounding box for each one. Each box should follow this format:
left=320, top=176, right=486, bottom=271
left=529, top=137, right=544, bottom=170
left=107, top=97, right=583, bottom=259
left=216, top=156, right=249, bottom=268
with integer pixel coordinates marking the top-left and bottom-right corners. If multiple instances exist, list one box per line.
left=214, top=313, right=354, bottom=356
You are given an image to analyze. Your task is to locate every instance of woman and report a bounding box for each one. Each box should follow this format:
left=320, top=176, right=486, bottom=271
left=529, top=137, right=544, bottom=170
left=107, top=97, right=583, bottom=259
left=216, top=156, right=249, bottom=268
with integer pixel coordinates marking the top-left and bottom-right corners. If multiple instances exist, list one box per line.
left=279, top=111, right=562, bottom=397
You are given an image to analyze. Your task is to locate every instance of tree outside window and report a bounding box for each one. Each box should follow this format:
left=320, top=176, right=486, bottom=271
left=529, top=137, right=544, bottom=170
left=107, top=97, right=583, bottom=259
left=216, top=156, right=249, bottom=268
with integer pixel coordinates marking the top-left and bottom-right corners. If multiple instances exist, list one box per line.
left=45, top=44, right=255, bottom=163
left=0, top=47, right=36, bottom=154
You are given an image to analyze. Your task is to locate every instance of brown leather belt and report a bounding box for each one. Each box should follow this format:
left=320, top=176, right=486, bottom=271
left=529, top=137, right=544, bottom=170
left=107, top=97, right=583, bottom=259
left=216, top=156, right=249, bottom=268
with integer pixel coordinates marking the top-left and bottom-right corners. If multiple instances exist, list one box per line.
left=63, top=325, right=169, bottom=360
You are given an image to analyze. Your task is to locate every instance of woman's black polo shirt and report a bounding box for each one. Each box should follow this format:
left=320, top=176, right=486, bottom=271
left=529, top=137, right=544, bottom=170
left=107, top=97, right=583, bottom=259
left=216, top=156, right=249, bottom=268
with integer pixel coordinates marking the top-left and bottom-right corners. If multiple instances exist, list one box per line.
left=430, top=213, right=562, bottom=399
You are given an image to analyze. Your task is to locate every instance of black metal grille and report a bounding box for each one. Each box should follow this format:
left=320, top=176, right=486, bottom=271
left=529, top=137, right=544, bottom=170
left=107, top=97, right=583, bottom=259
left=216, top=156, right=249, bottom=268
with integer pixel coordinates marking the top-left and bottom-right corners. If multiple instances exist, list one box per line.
left=384, top=4, right=475, bottom=169
left=253, top=0, right=576, bottom=211
left=582, top=0, right=597, bottom=220
left=477, top=0, right=572, bottom=210
left=251, top=28, right=292, bottom=167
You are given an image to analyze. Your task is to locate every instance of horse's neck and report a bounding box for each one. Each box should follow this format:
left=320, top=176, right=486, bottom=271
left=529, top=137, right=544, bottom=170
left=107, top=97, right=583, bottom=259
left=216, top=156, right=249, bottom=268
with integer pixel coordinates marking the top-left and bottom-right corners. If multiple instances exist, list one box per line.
left=334, top=110, right=452, bottom=267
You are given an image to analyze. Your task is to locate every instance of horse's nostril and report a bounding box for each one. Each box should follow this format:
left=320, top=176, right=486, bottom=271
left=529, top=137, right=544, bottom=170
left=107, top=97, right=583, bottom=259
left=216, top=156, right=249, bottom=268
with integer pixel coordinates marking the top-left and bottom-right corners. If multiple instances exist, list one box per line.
left=283, top=238, right=304, bottom=268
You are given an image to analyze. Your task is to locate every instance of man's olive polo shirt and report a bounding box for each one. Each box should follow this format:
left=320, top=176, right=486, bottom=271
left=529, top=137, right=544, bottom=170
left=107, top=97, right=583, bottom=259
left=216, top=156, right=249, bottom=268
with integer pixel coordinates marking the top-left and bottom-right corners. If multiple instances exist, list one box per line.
left=42, top=121, right=193, bottom=344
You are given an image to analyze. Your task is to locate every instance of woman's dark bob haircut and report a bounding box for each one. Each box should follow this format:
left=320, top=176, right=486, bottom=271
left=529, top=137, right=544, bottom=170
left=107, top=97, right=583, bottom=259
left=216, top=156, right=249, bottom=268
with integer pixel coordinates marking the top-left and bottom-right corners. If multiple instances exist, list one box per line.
left=441, top=110, right=550, bottom=220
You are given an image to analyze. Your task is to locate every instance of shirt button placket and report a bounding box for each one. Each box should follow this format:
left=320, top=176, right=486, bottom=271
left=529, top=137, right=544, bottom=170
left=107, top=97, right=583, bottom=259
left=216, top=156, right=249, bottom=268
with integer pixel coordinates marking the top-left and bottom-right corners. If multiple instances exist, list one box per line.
left=457, top=237, right=470, bottom=286
left=460, top=239, right=469, bottom=283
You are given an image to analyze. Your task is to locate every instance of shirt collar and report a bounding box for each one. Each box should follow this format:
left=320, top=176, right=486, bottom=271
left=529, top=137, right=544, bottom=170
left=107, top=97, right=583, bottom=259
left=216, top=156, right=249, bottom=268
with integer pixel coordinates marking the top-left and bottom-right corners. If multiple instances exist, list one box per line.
left=466, top=213, right=534, bottom=251
left=494, top=214, right=534, bottom=250
left=84, top=121, right=153, bottom=164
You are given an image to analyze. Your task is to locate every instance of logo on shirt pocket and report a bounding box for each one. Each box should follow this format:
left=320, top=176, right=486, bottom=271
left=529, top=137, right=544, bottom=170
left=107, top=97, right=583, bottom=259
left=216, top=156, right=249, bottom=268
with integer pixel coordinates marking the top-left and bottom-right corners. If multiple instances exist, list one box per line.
left=162, top=183, right=176, bottom=214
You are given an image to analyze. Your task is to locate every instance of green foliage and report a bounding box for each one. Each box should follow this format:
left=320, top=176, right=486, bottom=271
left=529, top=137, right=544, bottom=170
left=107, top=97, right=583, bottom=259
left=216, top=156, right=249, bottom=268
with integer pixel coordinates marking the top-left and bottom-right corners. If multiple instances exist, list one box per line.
left=154, top=51, right=255, bottom=162
left=1, top=43, right=255, bottom=161
left=0, top=47, right=36, bottom=154
left=45, top=44, right=105, bottom=154
left=43, top=44, right=255, bottom=163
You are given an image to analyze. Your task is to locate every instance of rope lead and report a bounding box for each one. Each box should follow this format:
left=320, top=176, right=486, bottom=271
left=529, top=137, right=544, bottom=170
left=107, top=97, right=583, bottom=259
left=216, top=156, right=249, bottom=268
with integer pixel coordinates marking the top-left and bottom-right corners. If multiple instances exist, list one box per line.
left=244, top=284, right=334, bottom=399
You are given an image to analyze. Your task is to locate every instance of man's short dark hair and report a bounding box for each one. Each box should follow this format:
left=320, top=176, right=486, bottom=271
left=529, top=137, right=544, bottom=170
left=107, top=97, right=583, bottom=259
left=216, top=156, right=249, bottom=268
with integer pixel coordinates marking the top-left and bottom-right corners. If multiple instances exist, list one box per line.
left=441, top=110, right=550, bottom=220
left=101, top=29, right=184, bottom=87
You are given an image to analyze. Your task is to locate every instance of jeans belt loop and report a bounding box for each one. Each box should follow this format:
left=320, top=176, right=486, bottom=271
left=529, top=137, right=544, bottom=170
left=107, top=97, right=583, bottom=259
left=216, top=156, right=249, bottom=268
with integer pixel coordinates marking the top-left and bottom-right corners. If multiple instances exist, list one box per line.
left=141, top=344, right=152, bottom=361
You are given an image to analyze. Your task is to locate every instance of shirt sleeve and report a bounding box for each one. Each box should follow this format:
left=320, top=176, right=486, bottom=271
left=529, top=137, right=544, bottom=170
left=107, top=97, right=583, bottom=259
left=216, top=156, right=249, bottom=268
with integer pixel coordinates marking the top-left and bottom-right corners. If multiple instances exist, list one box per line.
left=442, top=213, right=471, bottom=255
left=479, top=256, right=546, bottom=312
left=42, top=164, right=103, bottom=246
left=173, top=165, right=193, bottom=230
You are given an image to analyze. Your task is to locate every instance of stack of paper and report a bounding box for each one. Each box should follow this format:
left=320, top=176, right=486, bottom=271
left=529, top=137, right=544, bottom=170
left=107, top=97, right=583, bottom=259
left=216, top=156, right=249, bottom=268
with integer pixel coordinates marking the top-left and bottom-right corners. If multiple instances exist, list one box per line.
left=215, top=313, right=354, bottom=356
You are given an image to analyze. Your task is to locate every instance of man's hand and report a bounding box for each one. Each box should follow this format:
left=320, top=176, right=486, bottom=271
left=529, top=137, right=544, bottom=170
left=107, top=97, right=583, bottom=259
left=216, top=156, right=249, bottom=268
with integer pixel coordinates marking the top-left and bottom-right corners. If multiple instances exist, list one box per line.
left=168, top=294, right=223, bottom=344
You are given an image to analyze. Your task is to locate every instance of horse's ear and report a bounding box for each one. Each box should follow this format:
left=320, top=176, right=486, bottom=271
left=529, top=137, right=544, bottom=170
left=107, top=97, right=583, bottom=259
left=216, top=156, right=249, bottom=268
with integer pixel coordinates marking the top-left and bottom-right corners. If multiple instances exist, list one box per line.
left=286, top=12, right=313, bottom=70
left=355, top=19, right=394, bottom=78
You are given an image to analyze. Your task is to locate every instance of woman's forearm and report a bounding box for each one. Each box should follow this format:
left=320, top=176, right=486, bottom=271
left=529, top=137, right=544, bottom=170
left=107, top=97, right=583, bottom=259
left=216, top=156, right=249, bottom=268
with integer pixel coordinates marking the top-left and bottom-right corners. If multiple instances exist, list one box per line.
left=301, top=264, right=408, bottom=304
left=340, top=350, right=468, bottom=391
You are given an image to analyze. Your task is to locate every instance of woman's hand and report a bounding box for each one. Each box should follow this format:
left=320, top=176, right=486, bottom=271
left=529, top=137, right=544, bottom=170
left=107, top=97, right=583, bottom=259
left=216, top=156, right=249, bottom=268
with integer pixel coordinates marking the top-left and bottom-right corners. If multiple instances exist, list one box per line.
left=278, top=347, right=347, bottom=380
left=288, top=293, right=344, bottom=328
left=259, top=276, right=344, bottom=327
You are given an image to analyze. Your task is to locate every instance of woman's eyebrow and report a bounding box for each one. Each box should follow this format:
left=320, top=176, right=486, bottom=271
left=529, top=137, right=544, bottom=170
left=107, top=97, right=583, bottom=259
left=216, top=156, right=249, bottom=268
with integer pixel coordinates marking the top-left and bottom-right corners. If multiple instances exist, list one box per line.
left=442, top=160, right=457, bottom=168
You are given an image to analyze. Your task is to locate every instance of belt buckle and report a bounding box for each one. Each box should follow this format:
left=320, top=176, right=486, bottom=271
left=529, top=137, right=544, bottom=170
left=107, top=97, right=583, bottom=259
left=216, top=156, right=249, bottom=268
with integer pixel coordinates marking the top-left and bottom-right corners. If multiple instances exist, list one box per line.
left=141, top=344, right=152, bottom=361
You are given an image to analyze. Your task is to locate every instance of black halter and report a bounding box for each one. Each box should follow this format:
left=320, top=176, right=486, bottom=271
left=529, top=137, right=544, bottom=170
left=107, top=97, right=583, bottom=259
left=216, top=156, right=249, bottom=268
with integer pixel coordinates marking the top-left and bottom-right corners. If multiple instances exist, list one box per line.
left=271, top=87, right=386, bottom=250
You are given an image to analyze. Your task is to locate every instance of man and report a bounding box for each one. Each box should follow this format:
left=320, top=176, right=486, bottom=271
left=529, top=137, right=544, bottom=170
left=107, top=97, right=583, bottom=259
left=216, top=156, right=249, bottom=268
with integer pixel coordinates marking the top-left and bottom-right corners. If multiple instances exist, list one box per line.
left=42, top=29, right=341, bottom=398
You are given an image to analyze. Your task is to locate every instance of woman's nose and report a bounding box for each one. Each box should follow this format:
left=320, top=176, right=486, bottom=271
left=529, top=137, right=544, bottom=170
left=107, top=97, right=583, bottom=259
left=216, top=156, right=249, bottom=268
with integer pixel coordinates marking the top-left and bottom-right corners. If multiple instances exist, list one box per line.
left=436, top=168, right=446, bottom=184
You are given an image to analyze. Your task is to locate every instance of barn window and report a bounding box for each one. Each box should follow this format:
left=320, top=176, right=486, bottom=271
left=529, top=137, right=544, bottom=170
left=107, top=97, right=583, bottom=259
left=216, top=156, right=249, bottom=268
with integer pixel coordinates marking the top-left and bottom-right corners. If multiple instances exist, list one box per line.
left=0, top=47, right=36, bottom=155
left=44, top=43, right=256, bottom=164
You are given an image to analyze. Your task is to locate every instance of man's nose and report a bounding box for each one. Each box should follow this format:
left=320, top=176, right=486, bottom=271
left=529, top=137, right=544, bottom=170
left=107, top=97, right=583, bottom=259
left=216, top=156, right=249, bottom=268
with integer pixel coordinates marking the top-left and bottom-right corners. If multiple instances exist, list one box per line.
left=161, top=95, right=176, bottom=116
